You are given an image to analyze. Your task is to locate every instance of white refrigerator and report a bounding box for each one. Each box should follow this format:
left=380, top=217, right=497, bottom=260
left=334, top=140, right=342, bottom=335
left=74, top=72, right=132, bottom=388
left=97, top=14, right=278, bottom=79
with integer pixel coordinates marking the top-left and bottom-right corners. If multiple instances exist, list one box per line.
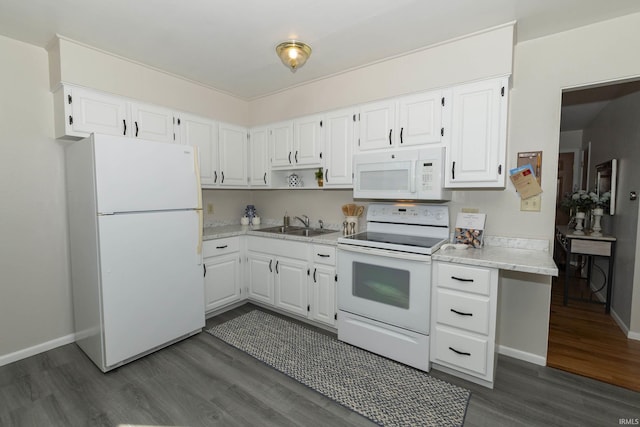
left=65, top=133, right=205, bottom=372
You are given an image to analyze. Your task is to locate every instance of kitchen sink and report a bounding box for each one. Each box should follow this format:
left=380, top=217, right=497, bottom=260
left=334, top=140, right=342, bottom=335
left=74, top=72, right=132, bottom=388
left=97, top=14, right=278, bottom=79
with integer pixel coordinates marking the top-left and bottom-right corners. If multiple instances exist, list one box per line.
left=284, top=228, right=337, bottom=237
left=255, top=225, right=305, bottom=234
left=255, top=226, right=336, bottom=237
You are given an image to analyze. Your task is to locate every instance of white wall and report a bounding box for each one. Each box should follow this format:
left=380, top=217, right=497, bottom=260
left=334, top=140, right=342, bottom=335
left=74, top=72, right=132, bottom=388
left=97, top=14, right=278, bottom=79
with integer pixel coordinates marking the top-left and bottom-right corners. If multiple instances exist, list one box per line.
left=48, top=37, right=249, bottom=125
left=0, top=35, right=73, bottom=359
left=583, top=91, right=640, bottom=330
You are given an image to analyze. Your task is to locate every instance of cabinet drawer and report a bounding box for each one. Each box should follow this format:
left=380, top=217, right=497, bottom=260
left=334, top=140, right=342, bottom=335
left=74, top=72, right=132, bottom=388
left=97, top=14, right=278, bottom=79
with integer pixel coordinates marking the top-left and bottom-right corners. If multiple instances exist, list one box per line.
left=312, top=245, right=336, bottom=265
left=436, top=263, right=491, bottom=296
left=432, top=326, right=489, bottom=375
left=436, top=289, right=490, bottom=335
left=203, top=237, right=239, bottom=257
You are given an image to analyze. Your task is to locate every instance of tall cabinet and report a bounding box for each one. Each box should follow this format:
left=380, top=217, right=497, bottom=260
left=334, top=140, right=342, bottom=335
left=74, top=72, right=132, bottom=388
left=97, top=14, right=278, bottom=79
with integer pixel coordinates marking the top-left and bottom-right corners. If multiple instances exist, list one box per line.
left=444, top=77, right=509, bottom=188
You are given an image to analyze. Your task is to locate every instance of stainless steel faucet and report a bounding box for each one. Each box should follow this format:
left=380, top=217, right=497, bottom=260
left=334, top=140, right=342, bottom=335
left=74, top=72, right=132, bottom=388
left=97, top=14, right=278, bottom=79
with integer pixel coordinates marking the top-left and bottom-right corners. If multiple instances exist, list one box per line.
left=295, top=215, right=310, bottom=228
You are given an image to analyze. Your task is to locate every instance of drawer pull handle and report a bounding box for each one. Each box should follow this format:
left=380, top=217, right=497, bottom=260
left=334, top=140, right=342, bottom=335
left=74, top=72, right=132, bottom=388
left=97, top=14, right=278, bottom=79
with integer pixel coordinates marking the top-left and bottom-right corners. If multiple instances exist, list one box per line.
left=216, top=245, right=228, bottom=249
left=450, top=308, right=473, bottom=316
left=317, top=253, right=330, bottom=257
left=451, top=276, right=474, bottom=282
left=449, top=346, right=471, bottom=356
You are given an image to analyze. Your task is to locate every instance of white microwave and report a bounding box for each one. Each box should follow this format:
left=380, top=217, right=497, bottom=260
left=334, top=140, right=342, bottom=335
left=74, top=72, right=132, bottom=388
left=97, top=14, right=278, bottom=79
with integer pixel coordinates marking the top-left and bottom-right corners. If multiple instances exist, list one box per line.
left=353, top=147, right=451, bottom=201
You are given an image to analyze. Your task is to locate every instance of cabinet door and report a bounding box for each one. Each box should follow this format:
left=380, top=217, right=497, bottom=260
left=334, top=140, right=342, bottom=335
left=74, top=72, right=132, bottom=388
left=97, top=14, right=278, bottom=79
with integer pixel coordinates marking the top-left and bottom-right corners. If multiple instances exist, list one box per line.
left=249, top=127, right=270, bottom=187
left=310, top=264, right=336, bottom=326
left=219, top=123, right=248, bottom=186
left=67, top=86, right=128, bottom=137
left=274, top=257, right=309, bottom=317
left=397, top=91, right=443, bottom=146
left=357, top=100, right=396, bottom=151
left=270, top=121, right=294, bottom=168
left=293, top=114, right=323, bottom=167
left=324, top=108, right=355, bottom=186
left=204, top=253, right=241, bottom=311
left=247, top=252, right=275, bottom=305
left=179, top=113, right=219, bottom=186
left=129, top=102, right=176, bottom=143
left=446, top=78, right=508, bottom=188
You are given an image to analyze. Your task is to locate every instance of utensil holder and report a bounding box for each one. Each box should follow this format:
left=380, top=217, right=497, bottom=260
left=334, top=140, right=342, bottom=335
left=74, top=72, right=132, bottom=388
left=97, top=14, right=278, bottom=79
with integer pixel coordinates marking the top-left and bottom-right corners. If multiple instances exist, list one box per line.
left=345, top=216, right=358, bottom=235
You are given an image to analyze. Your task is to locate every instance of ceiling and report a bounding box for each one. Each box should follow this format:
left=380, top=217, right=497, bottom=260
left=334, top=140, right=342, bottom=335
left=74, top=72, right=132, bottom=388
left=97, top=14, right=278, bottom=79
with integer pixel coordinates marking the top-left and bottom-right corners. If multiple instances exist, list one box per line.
left=1, top=0, right=640, bottom=100
left=561, top=80, right=640, bottom=131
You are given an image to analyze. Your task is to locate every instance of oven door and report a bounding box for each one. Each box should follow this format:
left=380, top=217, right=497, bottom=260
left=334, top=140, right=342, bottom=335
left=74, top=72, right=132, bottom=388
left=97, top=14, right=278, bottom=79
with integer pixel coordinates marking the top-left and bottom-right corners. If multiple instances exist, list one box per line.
left=337, top=244, right=431, bottom=334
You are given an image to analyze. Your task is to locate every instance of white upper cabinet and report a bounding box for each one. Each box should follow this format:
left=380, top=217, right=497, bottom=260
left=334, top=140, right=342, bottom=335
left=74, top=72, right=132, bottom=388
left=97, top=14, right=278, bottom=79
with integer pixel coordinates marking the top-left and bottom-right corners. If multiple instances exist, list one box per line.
left=323, top=107, right=356, bottom=187
left=357, top=99, right=396, bottom=151
left=177, top=112, right=219, bottom=186
left=55, top=85, right=128, bottom=138
left=397, top=91, right=443, bottom=146
left=249, top=127, right=270, bottom=187
left=270, top=121, right=294, bottom=168
left=219, top=123, right=248, bottom=187
left=293, top=114, right=323, bottom=167
left=55, top=85, right=177, bottom=143
left=445, top=77, right=509, bottom=188
left=128, top=102, right=176, bottom=143
left=270, top=115, right=323, bottom=169
left=357, top=90, right=443, bottom=151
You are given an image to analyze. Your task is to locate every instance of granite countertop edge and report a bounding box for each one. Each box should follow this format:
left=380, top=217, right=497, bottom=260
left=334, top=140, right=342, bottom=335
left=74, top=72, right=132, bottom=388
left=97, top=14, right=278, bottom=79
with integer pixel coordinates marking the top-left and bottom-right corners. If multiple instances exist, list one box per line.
left=203, top=225, right=558, bottom=276
left=432, top=245, right=558, bottom=276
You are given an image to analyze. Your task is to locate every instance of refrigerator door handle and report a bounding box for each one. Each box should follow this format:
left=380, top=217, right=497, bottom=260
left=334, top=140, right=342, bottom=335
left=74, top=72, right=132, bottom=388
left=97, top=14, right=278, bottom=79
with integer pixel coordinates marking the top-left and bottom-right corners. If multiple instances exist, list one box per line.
left=192, top=146, right=203, bottom=263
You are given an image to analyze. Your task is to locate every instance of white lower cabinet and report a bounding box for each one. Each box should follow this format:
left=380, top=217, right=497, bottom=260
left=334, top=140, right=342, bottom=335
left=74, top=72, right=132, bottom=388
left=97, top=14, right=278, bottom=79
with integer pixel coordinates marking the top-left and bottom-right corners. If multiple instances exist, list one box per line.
left=309, top=245, right=337, bottom=327
left=430, top=261, right=498, bottom=388
left=246, top=250, right=275, bottom=304
left=203, top=237, right=244, bottom=313
left=246, top=237, right=309, bottom=318
left=274, top=257, right=309, bottom=317
left=245, top=236, right=337, bottom=327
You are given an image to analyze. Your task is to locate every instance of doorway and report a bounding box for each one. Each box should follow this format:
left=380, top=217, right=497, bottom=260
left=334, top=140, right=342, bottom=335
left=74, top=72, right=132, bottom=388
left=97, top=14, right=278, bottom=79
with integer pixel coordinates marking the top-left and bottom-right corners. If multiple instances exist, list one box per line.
left=548, top=80, right=640, bottom=392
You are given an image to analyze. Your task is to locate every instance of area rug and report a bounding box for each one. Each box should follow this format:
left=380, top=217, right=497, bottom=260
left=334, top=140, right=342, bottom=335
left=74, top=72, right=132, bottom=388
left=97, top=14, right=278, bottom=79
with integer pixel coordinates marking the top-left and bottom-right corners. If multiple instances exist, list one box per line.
left=207, top=310, right=470, bottom=426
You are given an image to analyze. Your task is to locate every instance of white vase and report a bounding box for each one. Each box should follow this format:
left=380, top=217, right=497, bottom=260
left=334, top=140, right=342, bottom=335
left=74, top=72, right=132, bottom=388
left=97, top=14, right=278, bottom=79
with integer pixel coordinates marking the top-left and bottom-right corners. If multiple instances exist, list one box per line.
left=574, top=211, right=585, bottom=235
left=591, top=208, right=604, bottom=236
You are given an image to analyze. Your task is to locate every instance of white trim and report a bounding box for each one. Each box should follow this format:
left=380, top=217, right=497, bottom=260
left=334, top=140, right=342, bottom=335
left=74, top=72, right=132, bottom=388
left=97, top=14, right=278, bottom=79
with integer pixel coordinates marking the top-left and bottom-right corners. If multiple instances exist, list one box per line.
left=609, top=309, right=640, bottom=341
left=0, top=334, right=76, bottom=367
left=498, top=344, right=546, bottom=366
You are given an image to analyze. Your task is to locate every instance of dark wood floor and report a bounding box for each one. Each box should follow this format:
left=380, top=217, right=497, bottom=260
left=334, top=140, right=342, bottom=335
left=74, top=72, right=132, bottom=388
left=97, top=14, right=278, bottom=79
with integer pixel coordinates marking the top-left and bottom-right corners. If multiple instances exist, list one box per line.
left=1, top=304, right=639, bottom=426
left=548, top=264, right=640, bottom=392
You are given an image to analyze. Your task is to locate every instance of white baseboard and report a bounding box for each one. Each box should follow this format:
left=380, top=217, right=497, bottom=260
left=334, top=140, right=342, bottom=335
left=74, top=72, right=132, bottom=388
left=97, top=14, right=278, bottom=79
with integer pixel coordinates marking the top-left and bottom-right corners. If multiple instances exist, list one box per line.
left=629, top=330, right=640, bottom=341
left=0, top=334, right=75, bottom=367
left=498, top=344, right=546, bottom=366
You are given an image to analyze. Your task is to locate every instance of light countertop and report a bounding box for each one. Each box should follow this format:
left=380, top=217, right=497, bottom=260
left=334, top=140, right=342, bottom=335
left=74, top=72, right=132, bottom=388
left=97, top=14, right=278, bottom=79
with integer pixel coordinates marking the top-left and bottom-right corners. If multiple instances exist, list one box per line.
left=433, top=245, right=558, bottom=276
left=203, top=225, right=558, bottom=276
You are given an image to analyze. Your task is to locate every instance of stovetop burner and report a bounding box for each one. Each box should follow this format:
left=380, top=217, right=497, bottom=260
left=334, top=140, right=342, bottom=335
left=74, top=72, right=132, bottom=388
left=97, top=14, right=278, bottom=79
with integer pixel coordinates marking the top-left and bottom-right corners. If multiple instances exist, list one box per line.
left=342, top=231, right=445, bottom=250
left=337, top=203, right=450, bottom=255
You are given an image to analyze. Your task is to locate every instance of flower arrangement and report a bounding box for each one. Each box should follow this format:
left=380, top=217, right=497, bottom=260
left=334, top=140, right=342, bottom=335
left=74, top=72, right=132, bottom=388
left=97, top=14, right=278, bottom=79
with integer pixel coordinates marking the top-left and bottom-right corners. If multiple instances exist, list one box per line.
left=562, top=190, right=592, bottom=213
left=590, top=190, right=611, bottom=210
left=562, top=189, right=611, bottom=213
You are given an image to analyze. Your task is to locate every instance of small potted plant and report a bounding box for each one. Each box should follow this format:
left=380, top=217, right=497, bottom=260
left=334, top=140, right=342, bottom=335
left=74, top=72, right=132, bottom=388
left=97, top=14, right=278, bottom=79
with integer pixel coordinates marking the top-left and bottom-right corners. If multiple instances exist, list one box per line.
left=315, top=167, right=324, bottom=187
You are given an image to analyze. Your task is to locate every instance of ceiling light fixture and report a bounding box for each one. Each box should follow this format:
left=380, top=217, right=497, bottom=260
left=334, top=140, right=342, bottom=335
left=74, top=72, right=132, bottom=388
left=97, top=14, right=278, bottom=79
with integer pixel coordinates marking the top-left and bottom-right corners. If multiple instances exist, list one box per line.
left=276, top=40, right=312, bottom=73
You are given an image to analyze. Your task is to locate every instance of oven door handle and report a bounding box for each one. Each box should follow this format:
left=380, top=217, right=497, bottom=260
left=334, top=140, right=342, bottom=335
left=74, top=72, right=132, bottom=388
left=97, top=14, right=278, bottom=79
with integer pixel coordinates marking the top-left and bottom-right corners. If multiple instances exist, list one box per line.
left=337, top=243, right=431, bottom=262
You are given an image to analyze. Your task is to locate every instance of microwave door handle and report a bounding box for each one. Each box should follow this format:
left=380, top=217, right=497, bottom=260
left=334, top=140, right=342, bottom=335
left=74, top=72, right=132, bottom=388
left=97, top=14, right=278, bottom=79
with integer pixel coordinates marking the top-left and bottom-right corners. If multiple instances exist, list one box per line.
left=410, top=161, right=416, bottom=193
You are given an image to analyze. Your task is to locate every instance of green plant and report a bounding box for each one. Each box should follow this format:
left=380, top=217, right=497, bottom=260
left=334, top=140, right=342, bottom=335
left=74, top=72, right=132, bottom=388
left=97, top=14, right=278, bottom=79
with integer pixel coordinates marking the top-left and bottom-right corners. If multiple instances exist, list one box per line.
left=315, top=168, right=323, bottom=180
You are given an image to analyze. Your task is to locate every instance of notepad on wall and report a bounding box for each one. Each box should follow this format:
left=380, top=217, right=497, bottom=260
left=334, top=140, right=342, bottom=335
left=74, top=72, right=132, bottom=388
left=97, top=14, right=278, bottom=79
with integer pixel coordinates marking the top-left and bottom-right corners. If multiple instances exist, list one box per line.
left=454, top=212, right=486, bottom=248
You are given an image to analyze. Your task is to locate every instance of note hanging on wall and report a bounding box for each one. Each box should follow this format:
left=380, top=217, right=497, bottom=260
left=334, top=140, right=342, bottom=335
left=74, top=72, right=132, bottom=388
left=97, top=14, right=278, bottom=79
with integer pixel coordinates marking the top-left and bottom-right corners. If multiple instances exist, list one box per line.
left=509, top=164, right=543, bottom=199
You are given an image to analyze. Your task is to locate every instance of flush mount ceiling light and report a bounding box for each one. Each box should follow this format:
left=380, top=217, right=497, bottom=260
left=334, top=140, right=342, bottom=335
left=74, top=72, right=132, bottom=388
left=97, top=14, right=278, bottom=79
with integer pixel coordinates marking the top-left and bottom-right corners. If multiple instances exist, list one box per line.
left=276, top=40, right=312, bottom=73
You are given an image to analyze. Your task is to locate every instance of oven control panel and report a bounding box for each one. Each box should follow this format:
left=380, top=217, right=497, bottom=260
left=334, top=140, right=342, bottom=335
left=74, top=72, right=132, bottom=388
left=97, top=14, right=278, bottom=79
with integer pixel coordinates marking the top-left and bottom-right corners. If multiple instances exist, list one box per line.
left=366, top=203, right=449, bottom=227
